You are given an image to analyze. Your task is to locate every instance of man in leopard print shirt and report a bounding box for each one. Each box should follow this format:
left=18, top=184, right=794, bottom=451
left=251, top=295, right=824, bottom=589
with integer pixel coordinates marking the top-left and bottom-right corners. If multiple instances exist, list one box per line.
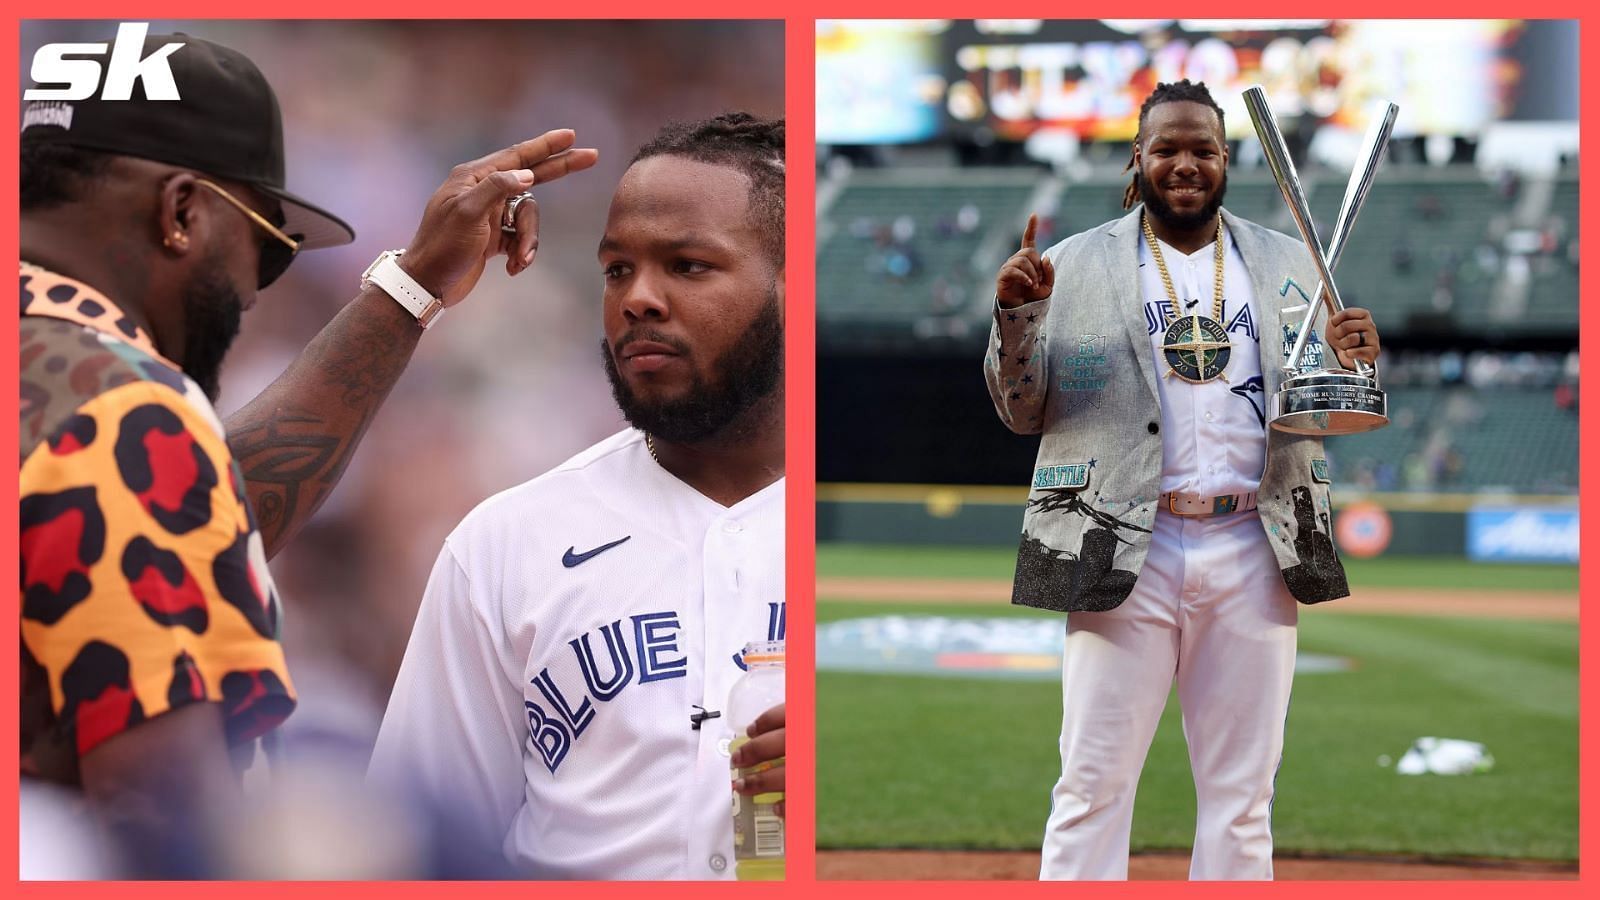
left=19, top=28, right=596, bottom=868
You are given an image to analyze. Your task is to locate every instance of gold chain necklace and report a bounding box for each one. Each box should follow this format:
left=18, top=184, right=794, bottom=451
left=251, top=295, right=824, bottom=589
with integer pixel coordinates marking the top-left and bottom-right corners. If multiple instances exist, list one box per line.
left=1142, top=214, right=1232, bottom=384
left=645, top=433, right=660, bottom=464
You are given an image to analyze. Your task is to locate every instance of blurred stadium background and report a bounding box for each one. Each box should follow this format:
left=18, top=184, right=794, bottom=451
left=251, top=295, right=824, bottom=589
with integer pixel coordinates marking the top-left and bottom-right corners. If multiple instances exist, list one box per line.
left=814, top=19, right=1578, bottom=878
left=19, top=19, right=782, bottom=879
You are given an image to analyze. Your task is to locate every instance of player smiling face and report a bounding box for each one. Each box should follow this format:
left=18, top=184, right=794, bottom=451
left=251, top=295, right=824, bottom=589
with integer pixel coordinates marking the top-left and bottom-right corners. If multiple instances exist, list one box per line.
left=599, top=155, right=783, bottom=443
left=1134, top=99, right=1229, bottom=233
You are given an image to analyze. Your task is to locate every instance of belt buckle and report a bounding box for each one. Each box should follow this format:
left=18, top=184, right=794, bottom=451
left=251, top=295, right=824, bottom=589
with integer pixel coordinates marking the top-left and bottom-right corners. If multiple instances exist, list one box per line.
left=1166, top=493, right=1206, bottom=517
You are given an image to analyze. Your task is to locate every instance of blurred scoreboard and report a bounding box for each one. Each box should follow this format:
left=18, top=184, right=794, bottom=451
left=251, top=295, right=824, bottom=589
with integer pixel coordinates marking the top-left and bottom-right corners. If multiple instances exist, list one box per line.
left=816, top=19, right=948, bottom=144
left=817, top=19, right=1575, bottom=145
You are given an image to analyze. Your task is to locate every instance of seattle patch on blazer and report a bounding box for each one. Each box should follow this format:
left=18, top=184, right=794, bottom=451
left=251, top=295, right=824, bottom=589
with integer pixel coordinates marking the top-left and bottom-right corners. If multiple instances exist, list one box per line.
left=1032, top=463, right=1092, bottom=491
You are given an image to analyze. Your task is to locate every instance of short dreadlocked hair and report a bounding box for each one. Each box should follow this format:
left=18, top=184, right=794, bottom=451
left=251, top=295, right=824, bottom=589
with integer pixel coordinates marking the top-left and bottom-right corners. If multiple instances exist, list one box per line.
left=630, top=112, right=785, bottom=267
left=1122, top=79, right=1226, bottom=210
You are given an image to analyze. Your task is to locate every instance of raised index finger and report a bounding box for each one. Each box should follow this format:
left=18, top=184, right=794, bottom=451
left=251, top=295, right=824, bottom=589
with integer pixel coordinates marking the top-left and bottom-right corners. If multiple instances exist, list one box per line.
left=1022, top=213, right=1038, bottom=250
left=461, top=129, right=579, bottom=180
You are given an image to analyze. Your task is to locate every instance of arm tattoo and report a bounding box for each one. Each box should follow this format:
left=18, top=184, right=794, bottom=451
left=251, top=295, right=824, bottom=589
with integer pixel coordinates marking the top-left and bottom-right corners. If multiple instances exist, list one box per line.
left=227, top=414, right=344, bottom=542
left=225, top=290, right=420, bottom=558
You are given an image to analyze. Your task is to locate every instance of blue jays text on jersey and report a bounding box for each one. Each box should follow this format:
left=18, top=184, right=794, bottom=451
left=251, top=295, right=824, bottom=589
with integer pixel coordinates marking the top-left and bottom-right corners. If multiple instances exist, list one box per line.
left=1143, top=297, right=1258, bottom=343
left=524, top=601, right=786, bottom=774
left=733, top=602, right=785, bottom=669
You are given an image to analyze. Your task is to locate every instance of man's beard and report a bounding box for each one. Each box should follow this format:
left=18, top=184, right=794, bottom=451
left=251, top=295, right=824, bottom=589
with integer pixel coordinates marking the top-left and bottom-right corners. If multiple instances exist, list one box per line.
left=602, top=288, right=783, bottom=445
left=1137, top=167, right=1228, bottom=233
left=179, top=253, right=244, bottom=403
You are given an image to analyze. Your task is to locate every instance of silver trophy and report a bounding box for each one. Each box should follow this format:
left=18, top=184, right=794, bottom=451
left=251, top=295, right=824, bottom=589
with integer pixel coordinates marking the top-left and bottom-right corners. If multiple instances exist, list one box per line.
left=1243, top=85, right=1396, bottom=435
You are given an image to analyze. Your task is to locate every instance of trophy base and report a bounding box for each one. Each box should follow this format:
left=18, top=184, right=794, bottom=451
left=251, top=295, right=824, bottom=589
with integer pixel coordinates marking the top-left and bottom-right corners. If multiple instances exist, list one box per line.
left=1270, top=370, right=1389, bottom=435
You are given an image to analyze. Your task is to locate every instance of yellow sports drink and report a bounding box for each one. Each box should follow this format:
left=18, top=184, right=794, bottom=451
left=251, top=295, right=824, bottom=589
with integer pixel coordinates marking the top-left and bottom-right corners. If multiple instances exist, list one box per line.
left=729, top=640, right=784, bottom=880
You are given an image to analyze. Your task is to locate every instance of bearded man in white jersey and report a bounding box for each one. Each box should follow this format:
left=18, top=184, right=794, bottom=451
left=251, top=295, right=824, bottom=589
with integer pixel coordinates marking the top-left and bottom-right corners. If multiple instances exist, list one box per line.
left=986, top=80, right=1381, bottom=880
left=370, top=113, right=786, bottom=880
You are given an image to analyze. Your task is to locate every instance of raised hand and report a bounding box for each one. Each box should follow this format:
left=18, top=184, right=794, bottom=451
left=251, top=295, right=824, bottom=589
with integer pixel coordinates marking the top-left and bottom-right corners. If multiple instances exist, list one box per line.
left=995, top=213, right=1055, bottom=308
left=399, top=128, right=599, bottom=307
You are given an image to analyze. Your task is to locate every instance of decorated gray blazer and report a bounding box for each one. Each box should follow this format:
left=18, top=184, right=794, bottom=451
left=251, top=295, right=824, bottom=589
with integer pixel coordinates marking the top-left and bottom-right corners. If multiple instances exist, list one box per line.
left=985, top=206, right=1350, bottom=612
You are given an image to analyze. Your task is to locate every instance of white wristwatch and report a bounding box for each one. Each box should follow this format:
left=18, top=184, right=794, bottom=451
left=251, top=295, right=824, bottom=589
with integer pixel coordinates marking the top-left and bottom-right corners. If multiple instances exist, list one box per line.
left=362, top=250, right=445, bottom=330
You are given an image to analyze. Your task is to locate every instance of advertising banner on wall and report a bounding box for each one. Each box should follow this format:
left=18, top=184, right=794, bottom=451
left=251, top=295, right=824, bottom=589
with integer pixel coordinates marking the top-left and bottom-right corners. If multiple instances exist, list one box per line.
left=1466, top=506, right=1579, bottom=563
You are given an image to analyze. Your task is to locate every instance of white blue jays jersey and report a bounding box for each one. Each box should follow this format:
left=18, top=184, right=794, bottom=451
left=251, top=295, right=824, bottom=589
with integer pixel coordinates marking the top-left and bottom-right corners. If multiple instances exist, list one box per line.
left=367, top=429, right=785, bottom=879
left=1139, top=230, right=1269, bottom=497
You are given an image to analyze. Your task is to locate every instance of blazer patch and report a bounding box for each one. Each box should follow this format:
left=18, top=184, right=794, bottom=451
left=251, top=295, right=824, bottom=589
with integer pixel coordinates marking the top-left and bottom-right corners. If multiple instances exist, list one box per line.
left=1311, top=458, right=1330, bottom=483
left=1057, top=333, right=1110, bottom=411
left=1278, top=276, right=1313, bottom=304
left=1033, top=463, right=1092, bottom=491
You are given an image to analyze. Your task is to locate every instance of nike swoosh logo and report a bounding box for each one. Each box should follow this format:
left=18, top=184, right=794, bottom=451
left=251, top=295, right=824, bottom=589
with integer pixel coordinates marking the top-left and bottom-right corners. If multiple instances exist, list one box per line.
left=562, top=536, right=631, bottom=568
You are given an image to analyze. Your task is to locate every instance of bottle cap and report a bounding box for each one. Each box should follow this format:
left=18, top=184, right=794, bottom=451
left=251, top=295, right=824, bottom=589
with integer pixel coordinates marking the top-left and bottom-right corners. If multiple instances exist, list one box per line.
left=742, top=640, right=785, bottom=665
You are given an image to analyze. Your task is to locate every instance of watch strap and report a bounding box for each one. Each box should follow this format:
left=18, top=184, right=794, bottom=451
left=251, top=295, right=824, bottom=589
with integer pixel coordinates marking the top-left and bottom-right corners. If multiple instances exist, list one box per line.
left=362, top=250, right=444, bottom=329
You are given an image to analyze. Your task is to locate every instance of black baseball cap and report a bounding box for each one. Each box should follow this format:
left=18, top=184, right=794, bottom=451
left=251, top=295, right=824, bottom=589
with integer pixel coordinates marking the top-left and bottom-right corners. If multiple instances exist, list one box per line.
left=21, top=30, right=354, bottom=250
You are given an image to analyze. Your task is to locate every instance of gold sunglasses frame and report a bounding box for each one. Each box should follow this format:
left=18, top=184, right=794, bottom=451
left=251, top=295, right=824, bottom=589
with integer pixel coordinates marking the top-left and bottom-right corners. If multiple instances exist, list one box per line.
left=193, top=178, right=301, bottom=255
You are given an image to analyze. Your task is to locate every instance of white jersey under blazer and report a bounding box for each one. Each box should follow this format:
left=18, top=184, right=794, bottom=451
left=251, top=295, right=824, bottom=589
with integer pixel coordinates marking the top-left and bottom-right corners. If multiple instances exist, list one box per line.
left=369, top=429, right=786, bottom=879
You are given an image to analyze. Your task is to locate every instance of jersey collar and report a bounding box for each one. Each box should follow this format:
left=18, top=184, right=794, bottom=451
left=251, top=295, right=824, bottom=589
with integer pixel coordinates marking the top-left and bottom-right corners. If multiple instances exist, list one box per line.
left=20, top=261, right=177, bottom=369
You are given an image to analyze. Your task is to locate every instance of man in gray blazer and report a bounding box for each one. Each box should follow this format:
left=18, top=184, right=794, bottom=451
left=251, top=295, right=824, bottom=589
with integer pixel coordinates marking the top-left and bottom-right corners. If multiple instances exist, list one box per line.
left=984, top=80, right=1382, bottom=880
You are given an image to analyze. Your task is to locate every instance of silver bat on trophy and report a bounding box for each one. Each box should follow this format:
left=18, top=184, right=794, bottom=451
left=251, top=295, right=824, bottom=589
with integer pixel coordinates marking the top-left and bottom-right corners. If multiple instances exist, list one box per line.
left=1243, top=85, right=1396, bottom=435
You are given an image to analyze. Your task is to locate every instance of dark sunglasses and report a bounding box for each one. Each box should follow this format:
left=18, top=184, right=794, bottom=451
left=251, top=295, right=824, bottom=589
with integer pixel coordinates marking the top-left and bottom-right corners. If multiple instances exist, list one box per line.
left=194, top=178, right=302, bottom=289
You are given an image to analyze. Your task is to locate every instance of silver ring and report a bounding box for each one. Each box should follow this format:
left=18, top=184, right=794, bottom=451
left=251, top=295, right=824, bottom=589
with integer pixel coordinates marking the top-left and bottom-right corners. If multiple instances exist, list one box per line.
left=502, top=191, right=534, bottom=234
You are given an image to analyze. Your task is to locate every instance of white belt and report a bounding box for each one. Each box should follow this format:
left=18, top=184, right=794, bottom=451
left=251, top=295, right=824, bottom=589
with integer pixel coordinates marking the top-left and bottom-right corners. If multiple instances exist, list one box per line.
left=1160, top=491, right=1258, bottom=517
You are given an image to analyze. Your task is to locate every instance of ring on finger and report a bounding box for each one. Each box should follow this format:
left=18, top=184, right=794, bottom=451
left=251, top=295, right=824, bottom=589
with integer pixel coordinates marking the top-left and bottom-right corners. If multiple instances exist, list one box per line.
left=502, top=191, right=535, bottom=234
left=1355, top=331, right=1366, bottom=348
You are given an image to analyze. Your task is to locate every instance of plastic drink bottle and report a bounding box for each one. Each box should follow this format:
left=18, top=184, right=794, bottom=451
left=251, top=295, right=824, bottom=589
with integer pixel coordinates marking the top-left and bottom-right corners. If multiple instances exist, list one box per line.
left=728, top=640, right=784, bottom=880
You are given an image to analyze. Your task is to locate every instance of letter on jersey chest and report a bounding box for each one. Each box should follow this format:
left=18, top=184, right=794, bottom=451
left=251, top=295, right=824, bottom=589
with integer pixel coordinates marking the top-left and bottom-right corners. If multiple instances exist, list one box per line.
left=522, top=602, right=785, bottom=774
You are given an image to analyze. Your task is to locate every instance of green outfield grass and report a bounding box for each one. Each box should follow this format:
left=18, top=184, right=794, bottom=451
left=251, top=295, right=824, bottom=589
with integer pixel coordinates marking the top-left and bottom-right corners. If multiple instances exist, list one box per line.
left=818, top=543, right=1581, bottom=592
left=816, top=546, right=1580, bottom=860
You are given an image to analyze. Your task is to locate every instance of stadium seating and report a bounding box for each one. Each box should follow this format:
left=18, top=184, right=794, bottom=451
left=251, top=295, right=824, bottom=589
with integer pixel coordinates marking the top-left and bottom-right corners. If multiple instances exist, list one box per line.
left=1324, top=385, right=1441, bottom=490
left=815, top=172, right=1037, bottom=343
left=818, top=165, right=1575, bottom=341
left=1314, top=383, right=1575, bottom=493
left=1521, top=175, right=1580, bottom=332
left=1444, top=386, right=1579, bottom=492
left=818, top=164, right=1577, bottom=495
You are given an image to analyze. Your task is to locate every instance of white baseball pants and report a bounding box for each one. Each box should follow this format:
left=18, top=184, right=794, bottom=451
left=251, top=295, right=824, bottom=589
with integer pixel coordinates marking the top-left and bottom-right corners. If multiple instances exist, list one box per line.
left=1039, top=509, right=1299, bottom=881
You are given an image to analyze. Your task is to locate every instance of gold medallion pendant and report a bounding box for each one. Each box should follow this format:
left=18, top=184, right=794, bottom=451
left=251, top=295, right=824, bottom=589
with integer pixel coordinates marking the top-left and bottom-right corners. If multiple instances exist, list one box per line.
left=1162, top=313, right=1232, bottom=383
left=1143, top=213, right=1233, bottom=385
